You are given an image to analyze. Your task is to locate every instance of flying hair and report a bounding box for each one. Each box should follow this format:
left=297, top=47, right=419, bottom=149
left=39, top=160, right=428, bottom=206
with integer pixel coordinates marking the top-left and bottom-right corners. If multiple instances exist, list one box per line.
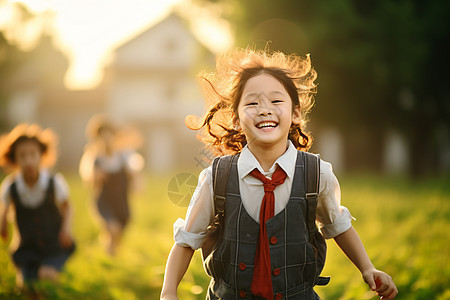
left=186, top=47, right=317, bottom=155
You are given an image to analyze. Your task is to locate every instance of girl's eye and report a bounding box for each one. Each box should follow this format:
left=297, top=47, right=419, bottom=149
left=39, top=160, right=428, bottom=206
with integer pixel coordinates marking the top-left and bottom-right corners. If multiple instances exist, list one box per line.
left=272, top=99, right=283, bottom=103
left=246, top=102, right=258, bottom=106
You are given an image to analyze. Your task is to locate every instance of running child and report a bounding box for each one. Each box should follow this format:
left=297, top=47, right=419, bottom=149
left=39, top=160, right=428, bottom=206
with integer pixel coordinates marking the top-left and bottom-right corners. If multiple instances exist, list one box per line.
left=79, top=114, right=144, bottom=256
left=0, top=123, right=75, bottom=286
left=161, top=48, right=397, bottom=299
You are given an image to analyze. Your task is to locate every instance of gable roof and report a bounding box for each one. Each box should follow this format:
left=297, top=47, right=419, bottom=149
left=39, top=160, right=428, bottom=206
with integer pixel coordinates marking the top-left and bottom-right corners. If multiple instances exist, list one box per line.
left=110, top=12, right=214, bottom=70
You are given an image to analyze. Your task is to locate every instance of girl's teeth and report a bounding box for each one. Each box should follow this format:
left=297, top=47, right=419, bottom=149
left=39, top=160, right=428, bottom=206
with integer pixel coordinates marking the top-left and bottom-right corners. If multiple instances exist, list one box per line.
left=257, top=122, right=277, bottom=128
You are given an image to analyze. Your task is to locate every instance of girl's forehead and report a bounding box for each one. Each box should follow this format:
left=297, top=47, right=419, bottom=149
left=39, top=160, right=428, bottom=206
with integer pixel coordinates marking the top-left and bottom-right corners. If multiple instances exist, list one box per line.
left=242, top=73, right=288, bottom=97
left=15, top=139, right=41, bottom=151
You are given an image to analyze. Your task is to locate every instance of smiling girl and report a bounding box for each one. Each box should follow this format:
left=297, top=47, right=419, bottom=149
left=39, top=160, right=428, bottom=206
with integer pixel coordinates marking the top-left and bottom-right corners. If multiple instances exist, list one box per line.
left=160, top=48, right=397, bottom=299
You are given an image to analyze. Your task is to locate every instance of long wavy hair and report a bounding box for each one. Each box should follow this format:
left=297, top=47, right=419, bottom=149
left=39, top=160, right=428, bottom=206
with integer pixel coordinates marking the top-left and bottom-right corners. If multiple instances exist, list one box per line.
left=186, top=48, right=317, bottom=155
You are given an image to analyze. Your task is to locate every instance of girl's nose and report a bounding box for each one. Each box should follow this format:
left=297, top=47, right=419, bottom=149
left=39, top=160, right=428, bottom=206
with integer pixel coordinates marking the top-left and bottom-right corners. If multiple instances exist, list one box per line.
left=258, top=103, right=272, bottom=116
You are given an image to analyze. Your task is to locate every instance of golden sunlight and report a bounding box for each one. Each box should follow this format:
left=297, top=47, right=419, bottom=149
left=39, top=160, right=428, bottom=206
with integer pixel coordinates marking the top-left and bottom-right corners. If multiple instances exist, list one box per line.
left=1, top=0, right=233, bottom=90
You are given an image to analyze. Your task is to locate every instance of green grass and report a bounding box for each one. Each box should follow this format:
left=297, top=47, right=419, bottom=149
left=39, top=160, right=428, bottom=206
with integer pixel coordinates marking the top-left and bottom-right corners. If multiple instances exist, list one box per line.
left=0, top=172, right=449, bottom=299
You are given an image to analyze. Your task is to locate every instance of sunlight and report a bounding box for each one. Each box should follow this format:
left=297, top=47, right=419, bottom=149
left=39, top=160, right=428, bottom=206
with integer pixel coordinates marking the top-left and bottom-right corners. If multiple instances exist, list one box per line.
left=192, top=12, right=233, bottom=53
left=11, top=0, right=50, bottom=12
left=2, top=0, right=233, bottom=90
left=52, top=0, right=184, bottom=90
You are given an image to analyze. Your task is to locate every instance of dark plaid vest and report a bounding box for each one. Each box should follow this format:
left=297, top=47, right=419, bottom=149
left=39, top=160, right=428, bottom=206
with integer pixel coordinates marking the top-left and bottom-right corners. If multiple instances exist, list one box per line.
left=206, top=152, right=319, bottom=300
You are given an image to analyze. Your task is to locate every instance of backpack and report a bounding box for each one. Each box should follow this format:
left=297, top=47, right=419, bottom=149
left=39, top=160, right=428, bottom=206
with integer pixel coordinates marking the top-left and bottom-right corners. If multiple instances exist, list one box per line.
left=201, top=151, right=330, bottom=286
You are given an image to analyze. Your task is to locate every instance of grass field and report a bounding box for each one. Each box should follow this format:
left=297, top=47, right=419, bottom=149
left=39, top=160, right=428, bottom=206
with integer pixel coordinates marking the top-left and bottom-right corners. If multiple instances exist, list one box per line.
left=0, top=171, right=449, bottom=299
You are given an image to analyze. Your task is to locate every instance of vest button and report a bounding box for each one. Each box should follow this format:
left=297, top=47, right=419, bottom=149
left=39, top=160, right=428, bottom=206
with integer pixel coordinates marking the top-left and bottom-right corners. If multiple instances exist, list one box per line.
left=239, top=290, right=246, bottom=298
left=239, top=263, right=246, bottom=270
left=270, top=236, right=277, bottom=244
left=272, top=268, right=280, bottom=276
left=275, top=293, right=283, bottom=300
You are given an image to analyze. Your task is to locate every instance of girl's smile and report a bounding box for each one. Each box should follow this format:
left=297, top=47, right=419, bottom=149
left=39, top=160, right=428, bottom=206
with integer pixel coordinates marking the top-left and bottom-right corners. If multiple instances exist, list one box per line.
left=255, top=120, right=279, bottom=131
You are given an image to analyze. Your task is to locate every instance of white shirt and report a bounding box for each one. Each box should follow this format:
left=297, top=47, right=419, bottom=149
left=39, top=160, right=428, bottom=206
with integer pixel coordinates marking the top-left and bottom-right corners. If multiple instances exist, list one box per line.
left=95, top=151, right=134, bottom=173
left=174, top=141, right=353, bottom=250
left=80, top=149, right=144, bottom=183
left=0, top=169, right=70, bottom=208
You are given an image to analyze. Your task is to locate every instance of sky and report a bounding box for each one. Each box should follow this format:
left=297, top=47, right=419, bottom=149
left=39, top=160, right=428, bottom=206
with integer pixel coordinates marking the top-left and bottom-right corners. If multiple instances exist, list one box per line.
left=0, top=0, right=233, bottom=90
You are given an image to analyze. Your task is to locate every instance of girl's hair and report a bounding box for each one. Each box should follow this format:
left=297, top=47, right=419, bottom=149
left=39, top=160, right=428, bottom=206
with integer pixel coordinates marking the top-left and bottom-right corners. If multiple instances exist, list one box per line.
left=85, top=113, right=117, bottom=141
left=84, top=114, right=143, bottom=151
left=186, top=48, right=317, bottom=155
left=0, top=123, right=58, bottom=170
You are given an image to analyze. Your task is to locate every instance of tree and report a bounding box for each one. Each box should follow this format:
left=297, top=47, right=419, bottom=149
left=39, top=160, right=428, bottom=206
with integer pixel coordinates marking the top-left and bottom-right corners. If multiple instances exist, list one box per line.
left=0, top=32, right=25, bottom=130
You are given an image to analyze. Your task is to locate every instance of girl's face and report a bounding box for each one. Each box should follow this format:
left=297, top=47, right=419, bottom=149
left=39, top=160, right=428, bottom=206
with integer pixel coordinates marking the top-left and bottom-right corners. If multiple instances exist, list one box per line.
left=14, top=140, right=42, bottom=176
left=98, top=127, right=115, bottom=147
left=235, top=73, right=301, bottom=150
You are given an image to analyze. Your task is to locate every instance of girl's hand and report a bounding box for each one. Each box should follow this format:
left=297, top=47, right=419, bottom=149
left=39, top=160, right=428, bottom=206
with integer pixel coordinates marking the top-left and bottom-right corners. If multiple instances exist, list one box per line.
left=363, top=268, right=398, bottom=299
left=0, top=225, right=7, bottom=242
left=59, top=228, right=73, bottom=249
left=1, top=205, right=9, bottom=242
left=160, top=292, right=179, bottom=300
left=160, top=296, right=178, bottom=300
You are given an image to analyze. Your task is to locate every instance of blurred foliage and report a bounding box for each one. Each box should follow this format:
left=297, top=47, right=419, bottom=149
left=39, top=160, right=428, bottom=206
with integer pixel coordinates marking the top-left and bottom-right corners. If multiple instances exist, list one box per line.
left=195, top=0, right=450, bottom=176
left=0, top=2, right=68, bottom=132
left=0, top=32, right=20, bottom=130
left=0, top=172, right=449, bottom=299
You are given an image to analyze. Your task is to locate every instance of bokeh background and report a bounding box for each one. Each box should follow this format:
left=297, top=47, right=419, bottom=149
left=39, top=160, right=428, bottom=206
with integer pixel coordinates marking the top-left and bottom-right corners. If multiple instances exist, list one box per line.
left=0, top=0, right=449, bottom=299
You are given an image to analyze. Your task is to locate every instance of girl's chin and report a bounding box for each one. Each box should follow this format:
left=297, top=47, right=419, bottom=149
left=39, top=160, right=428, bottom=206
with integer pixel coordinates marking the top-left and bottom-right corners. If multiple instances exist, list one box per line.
left=23, top=168, right=39, bottom=175
left=249, top=137, right=287, bottom=147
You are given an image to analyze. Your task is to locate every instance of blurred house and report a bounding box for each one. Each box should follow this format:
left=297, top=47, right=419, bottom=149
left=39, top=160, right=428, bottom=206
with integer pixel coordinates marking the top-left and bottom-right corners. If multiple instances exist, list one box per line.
left=102, top=13, right=214, bottom=173
left=4, top=13, right=214, bottom=173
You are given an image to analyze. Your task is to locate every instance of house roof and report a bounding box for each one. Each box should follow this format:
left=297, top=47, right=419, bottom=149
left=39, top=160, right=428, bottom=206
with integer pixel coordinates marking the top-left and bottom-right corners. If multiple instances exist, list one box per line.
left=109, top=11, right=214, bottom=70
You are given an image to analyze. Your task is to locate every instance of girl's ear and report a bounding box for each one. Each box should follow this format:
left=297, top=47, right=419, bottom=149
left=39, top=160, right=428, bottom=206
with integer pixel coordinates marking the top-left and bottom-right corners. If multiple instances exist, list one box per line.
left=232, top=113, right=241, bottom=130
left=292, top=105, right=302, bottom=125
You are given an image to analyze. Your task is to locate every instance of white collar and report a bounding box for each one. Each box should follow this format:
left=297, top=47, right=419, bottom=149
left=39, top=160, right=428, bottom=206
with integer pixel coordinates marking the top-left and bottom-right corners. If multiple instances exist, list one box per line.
left=16, top=168, right=50, bottom=191
left=238, top=140, right=297, bottom=180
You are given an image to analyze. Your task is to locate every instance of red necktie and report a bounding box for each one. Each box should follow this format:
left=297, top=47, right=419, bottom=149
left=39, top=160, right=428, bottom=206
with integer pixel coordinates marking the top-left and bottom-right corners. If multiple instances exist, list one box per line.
left=249, top=166, right=287, bottom=300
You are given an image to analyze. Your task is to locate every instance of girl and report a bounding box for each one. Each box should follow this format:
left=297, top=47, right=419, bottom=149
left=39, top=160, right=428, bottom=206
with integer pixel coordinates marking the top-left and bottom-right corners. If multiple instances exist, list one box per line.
left=161, top=48, right=398, bottom=299
left=0, top=123, right=75, bottom=286
left=79, top=114, right=144, bottom=256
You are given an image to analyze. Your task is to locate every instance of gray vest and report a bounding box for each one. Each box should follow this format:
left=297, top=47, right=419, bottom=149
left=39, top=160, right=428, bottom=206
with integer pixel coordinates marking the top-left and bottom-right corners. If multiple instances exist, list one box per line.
left=206, top=151, right=319, bottom=300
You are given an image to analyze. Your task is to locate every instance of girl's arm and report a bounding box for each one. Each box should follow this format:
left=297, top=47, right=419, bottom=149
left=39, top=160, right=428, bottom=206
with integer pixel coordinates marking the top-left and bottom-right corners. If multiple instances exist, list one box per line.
left=160, top=244, right=195, bottom=300
left=58, top=200, right=74, bottom=248
left=334, top=226, right=398, bottom=299
left=0, top=203, right=10, bottom=241
left=161, top=166, right=214, bottom=299
left=93, top=166, right=106, bottom=190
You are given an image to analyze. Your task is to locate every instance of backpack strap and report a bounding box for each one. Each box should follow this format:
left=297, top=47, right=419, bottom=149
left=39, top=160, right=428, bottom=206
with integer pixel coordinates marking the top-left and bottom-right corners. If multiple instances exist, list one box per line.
left=304, top=152, right=331, bottom=286
left=201, top=154, right=238, bottom=262
left=211, top=154, right=239, bottom=216
left=304, top=152, right=320, bottom=232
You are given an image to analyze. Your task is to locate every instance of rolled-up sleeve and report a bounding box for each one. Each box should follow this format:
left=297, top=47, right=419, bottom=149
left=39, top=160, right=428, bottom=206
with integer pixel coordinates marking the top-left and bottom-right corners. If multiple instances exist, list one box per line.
left=173, top=166, right=214, bottom=250
left=316, top=160, right=353, bottom=239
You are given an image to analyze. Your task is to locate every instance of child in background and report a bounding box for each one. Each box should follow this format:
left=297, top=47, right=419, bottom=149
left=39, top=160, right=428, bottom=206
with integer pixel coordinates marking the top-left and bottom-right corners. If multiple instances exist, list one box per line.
left=79, top=114, right=144, bottom=256
left=161, top=48, right=397, bottom=299
left=0, top=124, right=75, bottom=287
